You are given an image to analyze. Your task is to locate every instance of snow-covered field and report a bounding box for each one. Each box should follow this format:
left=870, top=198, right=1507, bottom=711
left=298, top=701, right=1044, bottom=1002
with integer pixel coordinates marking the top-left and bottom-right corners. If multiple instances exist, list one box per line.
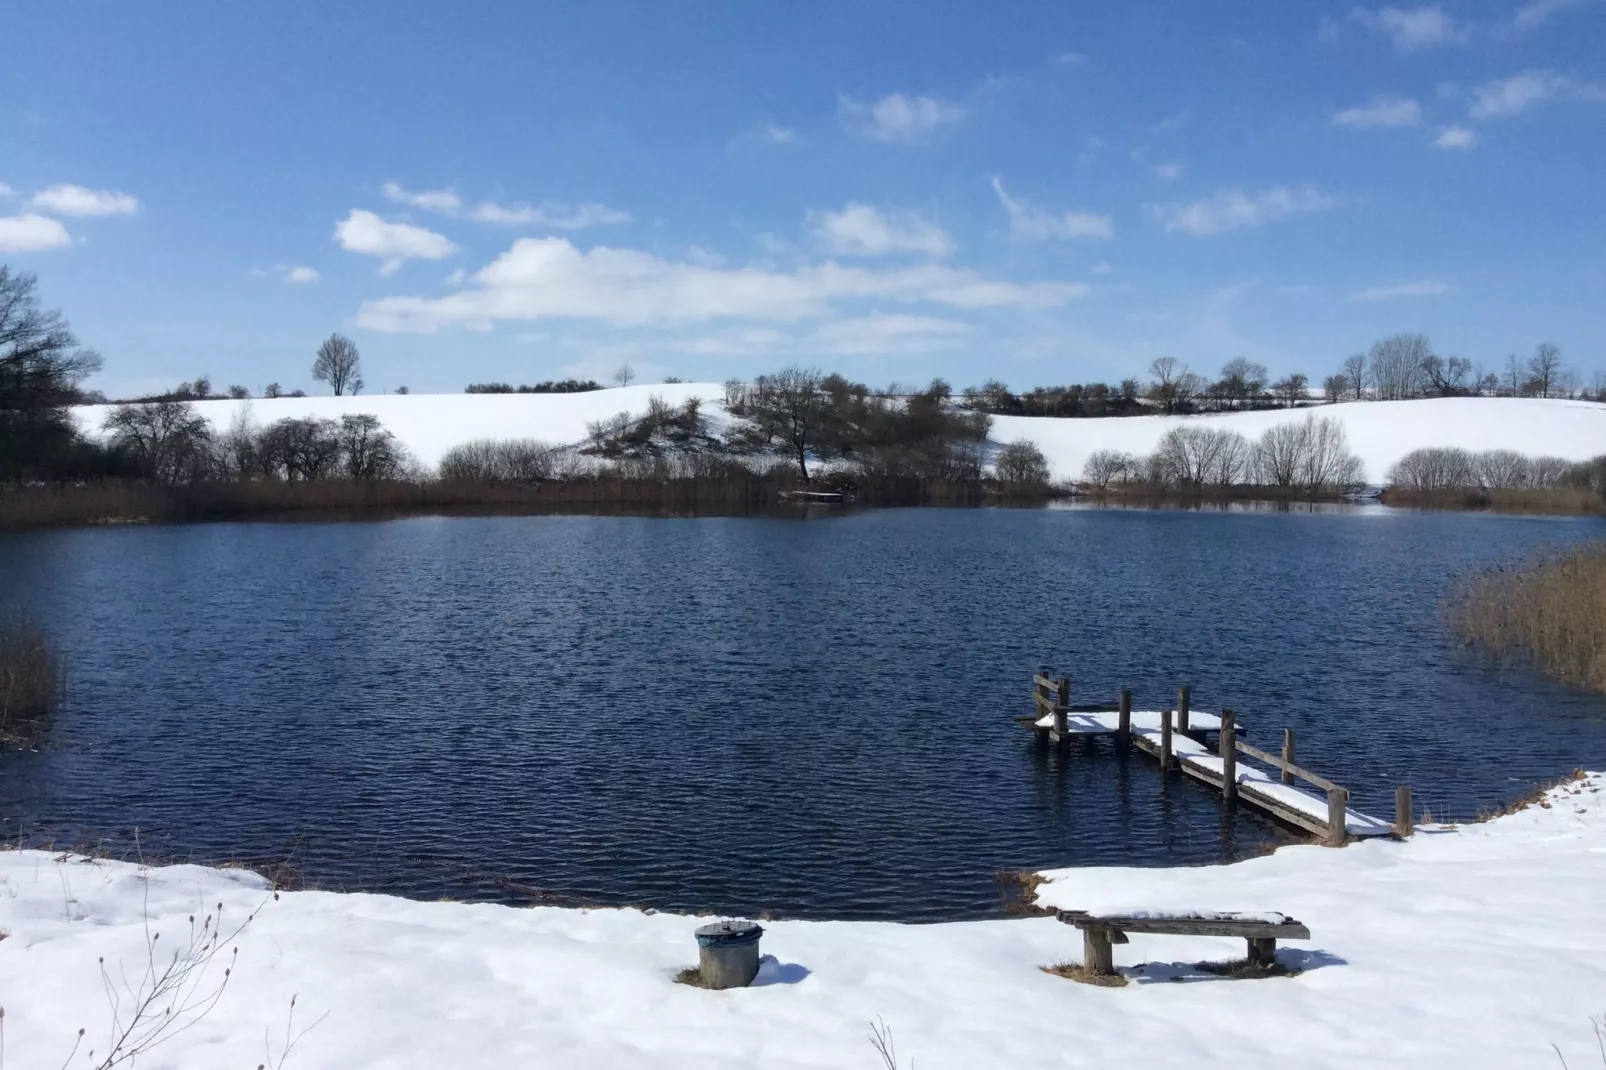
left=2, top=774, right=1602, bottom=1068
left=75, top=388, right=1606, bottom=485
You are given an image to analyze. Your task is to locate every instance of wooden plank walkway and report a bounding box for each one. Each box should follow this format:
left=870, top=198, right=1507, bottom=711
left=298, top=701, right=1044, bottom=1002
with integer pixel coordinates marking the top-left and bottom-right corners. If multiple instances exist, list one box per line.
left=1022, top=672, right=1408, bottom=845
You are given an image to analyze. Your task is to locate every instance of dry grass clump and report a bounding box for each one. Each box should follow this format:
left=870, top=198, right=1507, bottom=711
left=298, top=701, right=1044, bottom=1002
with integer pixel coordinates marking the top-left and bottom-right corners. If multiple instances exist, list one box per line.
left=995, top=869, right=1055, bottom=917
left=1448, top=544, right=1606, bottom=693
left=0, top=613, right=64, bottom=741
left=1040, top=962, right=1129, bottom=987
left=674, top=966, right=714, bottom=988
left=1193, top=957, right=1300, bottom=980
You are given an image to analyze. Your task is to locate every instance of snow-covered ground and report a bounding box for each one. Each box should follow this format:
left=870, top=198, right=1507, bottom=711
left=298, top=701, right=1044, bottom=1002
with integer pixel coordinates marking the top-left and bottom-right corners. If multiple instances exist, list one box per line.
left=75, top=388, right=1606, bottom=484
left=2, top=774, right=1602, bottom=1068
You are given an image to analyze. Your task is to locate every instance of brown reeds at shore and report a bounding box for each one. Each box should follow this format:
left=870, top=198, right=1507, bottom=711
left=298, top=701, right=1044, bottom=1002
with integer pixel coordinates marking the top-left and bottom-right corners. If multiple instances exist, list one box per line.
left=0, top=615, right=64, bottom=741
left=0, top=473, right=1049, bottom=530
left=1381, top=485, right=1605, bottom=515
left=1448, top=543, right=1606, bottom=693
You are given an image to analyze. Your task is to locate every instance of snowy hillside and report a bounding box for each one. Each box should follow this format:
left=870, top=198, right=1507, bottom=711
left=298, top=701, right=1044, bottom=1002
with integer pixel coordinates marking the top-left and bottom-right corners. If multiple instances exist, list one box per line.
left=76, top=388, right=1606, bottom=484
left=0, top=774, right=1601, bottom=1068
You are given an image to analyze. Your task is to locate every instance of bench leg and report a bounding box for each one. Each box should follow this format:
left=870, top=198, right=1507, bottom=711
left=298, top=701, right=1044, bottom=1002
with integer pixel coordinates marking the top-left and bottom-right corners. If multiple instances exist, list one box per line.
left=1247, top=937, right=1276, bottom=967
left=1084, top=929, right=1115, bottom=976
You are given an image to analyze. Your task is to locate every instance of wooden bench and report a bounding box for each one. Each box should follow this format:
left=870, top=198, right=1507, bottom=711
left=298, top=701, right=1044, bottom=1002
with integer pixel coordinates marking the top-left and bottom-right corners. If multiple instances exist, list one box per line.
left=1057, top=909, right=1312, bottom=975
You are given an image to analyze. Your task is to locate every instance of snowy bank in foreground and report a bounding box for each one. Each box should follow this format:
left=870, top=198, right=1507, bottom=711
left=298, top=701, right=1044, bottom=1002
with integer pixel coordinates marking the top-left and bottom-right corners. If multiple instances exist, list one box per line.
left=75, top=390, right=1606, bottom=483
left=2, top=776, right=1603, bottom=1068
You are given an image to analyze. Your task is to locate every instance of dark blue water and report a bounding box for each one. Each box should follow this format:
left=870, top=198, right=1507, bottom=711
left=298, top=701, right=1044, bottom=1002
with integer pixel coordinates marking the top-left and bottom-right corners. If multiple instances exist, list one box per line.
left=1, top=506, right=1603, bottom=920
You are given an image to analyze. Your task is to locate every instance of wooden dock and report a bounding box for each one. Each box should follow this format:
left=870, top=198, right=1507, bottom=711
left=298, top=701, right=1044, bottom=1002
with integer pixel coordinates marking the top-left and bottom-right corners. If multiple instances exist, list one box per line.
left=1019, top=672, right=1406, bottom=845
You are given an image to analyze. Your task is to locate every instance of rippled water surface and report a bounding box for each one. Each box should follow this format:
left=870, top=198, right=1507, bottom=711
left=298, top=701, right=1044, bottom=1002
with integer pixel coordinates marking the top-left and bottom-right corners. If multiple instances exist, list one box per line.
left=2, top=506, right=1604, bottom=920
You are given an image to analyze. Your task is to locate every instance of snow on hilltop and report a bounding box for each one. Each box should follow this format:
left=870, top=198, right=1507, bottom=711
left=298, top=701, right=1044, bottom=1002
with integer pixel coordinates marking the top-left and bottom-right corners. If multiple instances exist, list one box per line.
left=0, top=774, right=1601, bottom=1067
left=76, top=388, right=1606, bottom=483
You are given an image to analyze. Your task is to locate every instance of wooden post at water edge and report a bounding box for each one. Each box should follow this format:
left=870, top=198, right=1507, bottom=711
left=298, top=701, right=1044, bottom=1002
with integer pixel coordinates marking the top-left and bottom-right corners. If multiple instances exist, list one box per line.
left=1053, top=677, right=1070, bottom=742
left=1326, top=788, right=1350, bottom=847
left=1176, top=686, right=1191, bottom=733
left=1159, top=709, right=1173, bottom=772
left=1117, top=689, right=1132, bottom=743
left=1395, top=785, right=1414, bottom=838
left=1281, top=729, right=1296, bottom=786
left=1219, top=710, right=1238, bottom=802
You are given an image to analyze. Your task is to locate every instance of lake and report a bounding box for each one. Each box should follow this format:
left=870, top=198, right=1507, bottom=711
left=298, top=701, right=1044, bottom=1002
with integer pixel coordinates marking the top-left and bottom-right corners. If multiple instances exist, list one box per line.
left=1, top=505, right=1603, bottom=921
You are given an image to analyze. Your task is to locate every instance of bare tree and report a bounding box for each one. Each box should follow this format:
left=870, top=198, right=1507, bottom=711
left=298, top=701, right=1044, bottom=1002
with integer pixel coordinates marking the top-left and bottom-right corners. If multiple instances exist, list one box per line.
left=339, top=413, right=406, bottom=480
left=1151, top=426, right=1249, bottom=487
left=1322, top=374, right=1349, bottom=403
left=311, top=333, right=363, bottom=396
left=0, top=267, right=104, bottom=479
left=1368, top=333, right=1430, bottom=400
left=1340, top=353, right=1367, bottom=400
left=612, top=364, right=636, bottom=387
left=1388, top=447, right=1477, bottom=490
left=1146, top=357, right=1206, bottom=415
left=1476, top=449, right=1530, bottom=489
left=1504, top=353, right=1524, bottom=396
left=1528, top=343, right=1564, bottom=398
left=1254, top=420, right=1311, bottom=486
left=103, top=401, right=215, bottom=483
left=750, top=365, right=825, bottom=481
left=1216, top=357, right=1269, bottom=409
left=1272, top=372, right=1309, bottom=408
left=1082, top=449, right=1139, bottom=487
left=1420, top=354, right=1471, bottom=396
left=1301, top=415, right=1365, bottom=491
left=994, top=440, right=1051, bottom=485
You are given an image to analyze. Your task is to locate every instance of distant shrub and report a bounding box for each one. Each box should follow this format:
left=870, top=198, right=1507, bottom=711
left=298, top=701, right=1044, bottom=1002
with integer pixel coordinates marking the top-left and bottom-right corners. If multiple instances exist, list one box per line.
left=1082, top=449, right=1140, bottom=488
left=438, top=438, right=559, bottom=482
left=995, top=440, right=1051, bottom=485
left=465, top=379, right=603, bottom=394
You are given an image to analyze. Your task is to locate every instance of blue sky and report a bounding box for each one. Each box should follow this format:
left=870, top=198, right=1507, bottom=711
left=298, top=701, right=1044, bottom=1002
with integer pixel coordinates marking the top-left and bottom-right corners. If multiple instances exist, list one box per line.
left=2, top=0, right=1603, bottom=397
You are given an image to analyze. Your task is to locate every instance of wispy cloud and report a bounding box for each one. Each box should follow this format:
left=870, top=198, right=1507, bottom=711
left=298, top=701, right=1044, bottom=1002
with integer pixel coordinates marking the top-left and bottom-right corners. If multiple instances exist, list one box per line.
left=1469, top=69, right=1571, bottom=117
left=470, top=201, right=631, bottom=228
left=282, top=265, right=320, bottom=284
left=29, top=184, right=138, bottom=216
left=1153, top=186, right=1339, bottom=236
left=1433, top=125, right=1477, bottom=148
left=0, top=182, right=13, bottom=199
left=810, top=314, right=973, bottom=355
left=1348, top=6, right=1464, bottom=51
left=758, top=121, right=797, bottom=145
left=382, top=182, right=461, bottom=215
left=1154, top=163, right=1182, bottom=181
left=333, top=209, right=457, bottom=275
left=1513, top=0, right=1600, bottom=29
left=0, top=213, right=73, bottom=252
left=1349, top=279, right=1453, bottom=300
left=810, top=203, right=952, bottom=258
left=1050, top=51, right=1088, bottom=67
left=1333, top=95, right=1423, bottom=127
left=354, top=237, right=1087, bottom=333
left=839, top=93, right=966, bottom=143
left=990, top=176, right=1114, bottom=241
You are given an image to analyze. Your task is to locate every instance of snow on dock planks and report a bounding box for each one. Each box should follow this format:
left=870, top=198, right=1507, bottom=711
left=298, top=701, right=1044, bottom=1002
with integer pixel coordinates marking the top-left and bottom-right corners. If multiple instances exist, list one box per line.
left=1018, top=672, right=1404, bottom=845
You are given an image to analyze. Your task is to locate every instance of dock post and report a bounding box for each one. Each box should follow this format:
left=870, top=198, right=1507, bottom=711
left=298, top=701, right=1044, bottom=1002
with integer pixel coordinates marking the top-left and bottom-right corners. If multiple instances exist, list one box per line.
left=1220, top=709, right=1237, bottom=802
left=1052, top=677, right=1069, bottom=743
left=1176, top=686, right=1191, bottom=733
left=1034, top=670, right=1051, bottom=744
left=1117, top=689, right=1131, bottom=743
left=1395, top=785, right=1413, bottom=838
left=1326, top=788, right=1350, bottom=846
left=1159, top=709, right=1173, bottom=772
left=1280, top=728, right=1295, bottom=786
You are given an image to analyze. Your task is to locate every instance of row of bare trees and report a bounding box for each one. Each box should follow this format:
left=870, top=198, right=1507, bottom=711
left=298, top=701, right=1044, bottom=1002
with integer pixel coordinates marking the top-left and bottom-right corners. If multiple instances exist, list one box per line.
left=1386, top=448, right=1585, bottom=491
left=101, top=401, right=415, bottom=483
left=1325, top=335, right=1584, bottom=402
left=1081, top=415, right=1366, bottom=492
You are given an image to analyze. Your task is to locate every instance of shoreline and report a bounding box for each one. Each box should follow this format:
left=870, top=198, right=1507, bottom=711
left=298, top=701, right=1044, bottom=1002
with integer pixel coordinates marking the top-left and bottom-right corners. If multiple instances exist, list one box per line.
left=1, top=771, right=1600, bottom=1068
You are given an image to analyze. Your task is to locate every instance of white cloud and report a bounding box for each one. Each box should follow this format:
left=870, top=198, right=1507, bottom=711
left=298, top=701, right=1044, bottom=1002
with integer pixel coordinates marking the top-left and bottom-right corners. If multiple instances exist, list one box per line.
left=333, top=209, right=458, bottom=275
left=0, top=182, right=12, bottom=198
left=810, top=314, right=973, bottom=355
left=1469, top=70, right=1570, bottom=117
left=1513, top=0, right=1599, bottom=29
left=1155, top=163, right=1182, bottom=181
left=1434, top=125, right=1477, bottom=148
left=839, top=93, right=965, bottom=143
left=1317, top=14, right=1344, bottom=41
left=670, top=327, right=793, bottom=356
left=1091, top=260, right=1114, bottom=276
left=382, top=182, right=461, bottom=215
left=0, top=213, right=73, bottom=252
left=1051, top=51, right=1087, bottom=67
left=1349, top=279, right=1453, bottom=300
left=29, top=184, right=138, bottom=216
left=990, top=176, right=1114, bottom=241
left=759, top=122, right=797, bottom=145
left=1333, top=95, right=1423, bottom=128
left=1348, top=6, right=1464, bottom=51
left=471, top=201, right=631, bottom=228
left=1153, top=186, right=1339, bottom=236
left=353, top=237, right=1087, bottom=333
left=810, top=202, right=952, bottom=258
left=283, top=265, right=319, bottom=284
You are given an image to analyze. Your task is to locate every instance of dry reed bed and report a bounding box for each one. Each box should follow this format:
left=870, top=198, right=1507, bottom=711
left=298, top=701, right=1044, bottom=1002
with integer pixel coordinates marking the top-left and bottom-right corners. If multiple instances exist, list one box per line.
left=1382, top=486, right=1606, bottom=515
left=1448, top=543, right=1606, bottom=693
left=0, top=615, right=64, bottom=741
